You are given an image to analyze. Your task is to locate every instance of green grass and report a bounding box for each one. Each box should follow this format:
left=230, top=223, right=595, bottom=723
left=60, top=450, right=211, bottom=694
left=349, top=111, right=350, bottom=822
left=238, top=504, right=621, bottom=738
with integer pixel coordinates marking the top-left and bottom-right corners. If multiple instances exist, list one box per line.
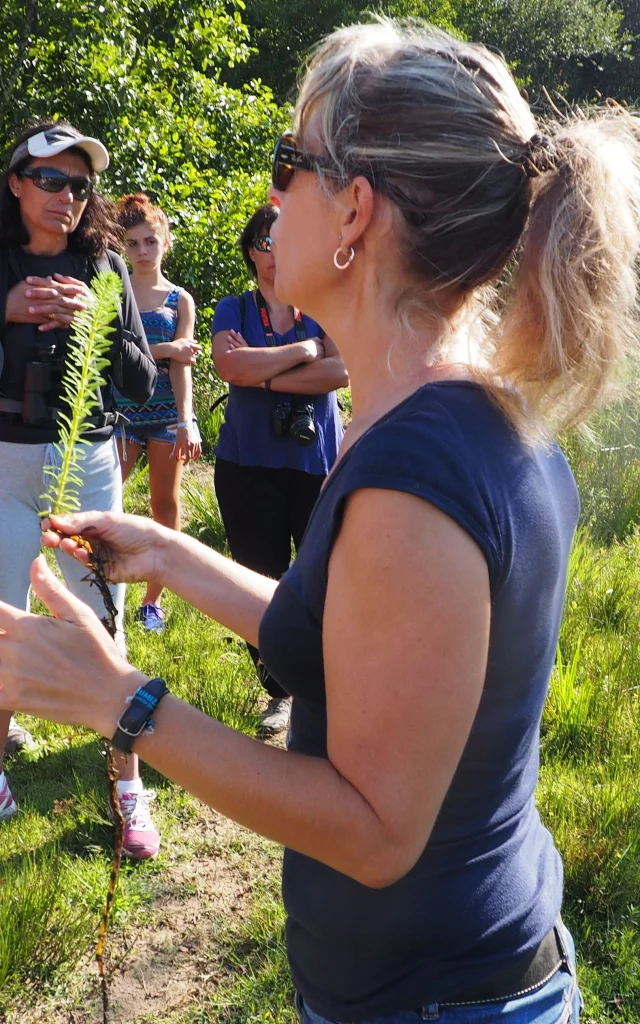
left=4, top=420, right=640, bottom=1020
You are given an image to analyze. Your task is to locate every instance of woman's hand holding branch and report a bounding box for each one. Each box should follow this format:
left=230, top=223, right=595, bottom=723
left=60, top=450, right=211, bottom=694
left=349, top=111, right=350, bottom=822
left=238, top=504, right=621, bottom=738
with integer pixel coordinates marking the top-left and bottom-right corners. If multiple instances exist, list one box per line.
left=0, top=555, right=146, bottom=736
left=41, top=511, right=167, bottom=586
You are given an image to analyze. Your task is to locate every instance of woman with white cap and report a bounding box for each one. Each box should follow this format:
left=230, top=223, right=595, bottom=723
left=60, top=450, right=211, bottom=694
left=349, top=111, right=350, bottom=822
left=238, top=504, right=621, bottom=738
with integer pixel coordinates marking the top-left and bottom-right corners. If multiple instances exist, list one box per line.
left=0, top=119, right=162, bottom=859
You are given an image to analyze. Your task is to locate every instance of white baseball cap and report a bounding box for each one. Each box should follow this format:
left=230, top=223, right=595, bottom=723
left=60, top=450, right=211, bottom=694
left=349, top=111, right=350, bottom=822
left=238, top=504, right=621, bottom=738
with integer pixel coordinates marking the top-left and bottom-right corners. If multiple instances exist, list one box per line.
left=8, top=126, right=109, bottom=174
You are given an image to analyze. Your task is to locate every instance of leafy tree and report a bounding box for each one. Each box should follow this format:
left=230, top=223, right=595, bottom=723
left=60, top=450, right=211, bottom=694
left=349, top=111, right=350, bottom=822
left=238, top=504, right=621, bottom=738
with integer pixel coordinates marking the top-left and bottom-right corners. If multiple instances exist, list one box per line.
left=225, top=0, right=458, bottom=101
left=0, top=0, right=286, bottom=314
left=0, top=0, right=289, bottom=431
left=567, top=0, right=640, bottom=102
left=230, top=0, right=628, bottom=102
left=455, top=0, right=627, bottom=95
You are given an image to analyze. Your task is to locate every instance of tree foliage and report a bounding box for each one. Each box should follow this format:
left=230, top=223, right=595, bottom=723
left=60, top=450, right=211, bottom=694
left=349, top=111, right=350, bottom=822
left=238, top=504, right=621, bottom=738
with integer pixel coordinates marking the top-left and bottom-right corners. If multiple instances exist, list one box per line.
left=455, top=0, right=627, bottom=94
left=225, top=0, right=458, bottom=100
left=0, top=0, right=635, bottom=435
left=0, top=0, right=287, bottom=319
left=228, top=0, right=629, bottom=102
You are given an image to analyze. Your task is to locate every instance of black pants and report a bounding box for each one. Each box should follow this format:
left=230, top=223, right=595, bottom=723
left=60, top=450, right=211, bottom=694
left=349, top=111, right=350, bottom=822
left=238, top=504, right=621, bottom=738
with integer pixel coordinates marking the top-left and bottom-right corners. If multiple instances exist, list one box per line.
left=214, top=458, right=325, bottom=698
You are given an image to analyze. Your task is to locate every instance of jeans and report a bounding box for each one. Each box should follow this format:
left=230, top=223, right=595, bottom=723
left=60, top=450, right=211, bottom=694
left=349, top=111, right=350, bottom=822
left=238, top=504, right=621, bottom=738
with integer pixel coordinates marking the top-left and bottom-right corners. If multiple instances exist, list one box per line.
left=297, top=926, right=582, bottom=1024
left=0, top=437, right=125, bottom=653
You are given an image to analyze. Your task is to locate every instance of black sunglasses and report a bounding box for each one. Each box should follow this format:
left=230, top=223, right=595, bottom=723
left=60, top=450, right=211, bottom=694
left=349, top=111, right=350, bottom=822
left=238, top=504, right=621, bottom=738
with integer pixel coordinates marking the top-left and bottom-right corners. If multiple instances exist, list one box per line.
left=271, top=132, right=339, bottom=192
left=252, top=235, right=272, bottom=252
left=19, top=166, right=93, bottom=201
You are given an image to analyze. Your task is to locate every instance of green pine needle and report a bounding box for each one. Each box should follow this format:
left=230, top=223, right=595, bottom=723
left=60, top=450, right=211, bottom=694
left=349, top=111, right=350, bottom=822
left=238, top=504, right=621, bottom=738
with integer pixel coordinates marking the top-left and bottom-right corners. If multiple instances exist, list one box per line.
left=42, top=270, right=123, bottom=516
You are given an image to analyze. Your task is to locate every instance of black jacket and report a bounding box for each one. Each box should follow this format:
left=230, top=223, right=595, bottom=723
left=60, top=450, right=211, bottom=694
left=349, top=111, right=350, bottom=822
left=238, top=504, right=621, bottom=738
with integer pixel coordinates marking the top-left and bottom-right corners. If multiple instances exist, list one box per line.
left=0, top=247, right=157, bottom=444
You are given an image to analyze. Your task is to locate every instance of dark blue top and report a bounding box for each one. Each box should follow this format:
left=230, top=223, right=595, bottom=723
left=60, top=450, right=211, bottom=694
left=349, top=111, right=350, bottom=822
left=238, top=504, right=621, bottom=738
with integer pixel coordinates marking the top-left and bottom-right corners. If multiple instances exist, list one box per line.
left=212, top=291, right=343, bottom=475
left=258, top=381, right=580, bottom=1021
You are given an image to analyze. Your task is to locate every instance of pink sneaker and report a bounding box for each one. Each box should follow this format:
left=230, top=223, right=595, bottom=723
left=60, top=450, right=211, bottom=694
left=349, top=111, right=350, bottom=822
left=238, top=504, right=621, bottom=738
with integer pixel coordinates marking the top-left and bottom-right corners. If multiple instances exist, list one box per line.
left=117, top=789, right=160, bottom=860
left=0, top=775, right=17, bottom=820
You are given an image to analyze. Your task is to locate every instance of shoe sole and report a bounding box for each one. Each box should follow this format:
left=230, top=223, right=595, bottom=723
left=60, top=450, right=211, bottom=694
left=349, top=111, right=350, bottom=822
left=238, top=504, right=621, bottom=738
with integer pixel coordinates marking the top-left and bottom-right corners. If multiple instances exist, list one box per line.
left=122, top=845, right=160, bottom=860
left=259, top=723, right=288, bottom=736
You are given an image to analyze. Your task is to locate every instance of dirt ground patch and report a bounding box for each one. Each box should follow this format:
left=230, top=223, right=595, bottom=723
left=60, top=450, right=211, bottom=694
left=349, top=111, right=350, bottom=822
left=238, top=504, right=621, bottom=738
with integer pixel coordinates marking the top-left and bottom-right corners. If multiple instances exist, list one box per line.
left=7, top=806, right=280, bottom=1024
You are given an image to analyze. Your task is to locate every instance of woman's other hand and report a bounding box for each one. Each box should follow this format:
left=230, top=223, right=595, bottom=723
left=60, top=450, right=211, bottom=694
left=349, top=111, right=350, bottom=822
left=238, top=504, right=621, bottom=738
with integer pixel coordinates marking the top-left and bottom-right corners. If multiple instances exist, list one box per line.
left=0, top=555, right=145, bottom=736
left=226, top=329, right=249, bottom=350
left=5, top=276, right=90, bottom=332
left=173, top=425, right=202, bottom=464
left=51, top=274, right=93, bottom=301
left=168, top=337, right=202, bottom=364
left=41, top=511, right=166, bottom=585
left=299, top=338, right=325, bottom=361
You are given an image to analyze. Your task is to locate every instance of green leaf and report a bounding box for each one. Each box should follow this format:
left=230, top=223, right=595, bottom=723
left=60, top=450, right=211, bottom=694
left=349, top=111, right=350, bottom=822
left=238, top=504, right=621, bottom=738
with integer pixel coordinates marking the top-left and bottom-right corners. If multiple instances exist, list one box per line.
left=41, top=270, right=123, bottom=517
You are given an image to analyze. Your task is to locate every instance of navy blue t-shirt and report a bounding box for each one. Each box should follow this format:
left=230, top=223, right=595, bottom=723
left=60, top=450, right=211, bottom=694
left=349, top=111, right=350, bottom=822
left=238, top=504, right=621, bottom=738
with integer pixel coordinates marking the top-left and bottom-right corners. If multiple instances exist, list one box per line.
left=258, top=381, right=580, bottom=1021
left=212, top=291, right=343, bottom=475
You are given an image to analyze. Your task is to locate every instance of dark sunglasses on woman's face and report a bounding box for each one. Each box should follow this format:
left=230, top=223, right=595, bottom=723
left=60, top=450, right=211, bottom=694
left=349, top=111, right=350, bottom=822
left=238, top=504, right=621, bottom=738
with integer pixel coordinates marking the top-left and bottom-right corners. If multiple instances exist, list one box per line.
left=252, top=235, right=272, bottom=252
left=271, top=132, right=339, bottom=192
left=18, top=166, right=93, bottom=201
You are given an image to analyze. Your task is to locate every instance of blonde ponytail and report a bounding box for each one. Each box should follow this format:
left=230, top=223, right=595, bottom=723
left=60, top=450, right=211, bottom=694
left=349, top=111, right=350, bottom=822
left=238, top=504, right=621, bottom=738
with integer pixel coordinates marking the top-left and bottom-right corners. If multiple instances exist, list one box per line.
left=295, top=22, right=640, bottom=438
left=493, top=111, right=640, bottom=433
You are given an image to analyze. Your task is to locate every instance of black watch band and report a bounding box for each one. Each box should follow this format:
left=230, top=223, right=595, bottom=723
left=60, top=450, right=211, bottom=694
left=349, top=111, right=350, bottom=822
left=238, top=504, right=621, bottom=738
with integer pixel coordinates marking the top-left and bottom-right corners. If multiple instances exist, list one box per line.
left=111, top=677, right=169, bottom=754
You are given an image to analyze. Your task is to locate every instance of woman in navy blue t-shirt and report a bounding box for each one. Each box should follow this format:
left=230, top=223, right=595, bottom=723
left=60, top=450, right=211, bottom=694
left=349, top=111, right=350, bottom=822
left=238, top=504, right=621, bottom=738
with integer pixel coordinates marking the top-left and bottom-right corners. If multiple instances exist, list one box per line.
left=4, top=21, right=640, bottom=1024
left=211, top=204, right=346, bottom=735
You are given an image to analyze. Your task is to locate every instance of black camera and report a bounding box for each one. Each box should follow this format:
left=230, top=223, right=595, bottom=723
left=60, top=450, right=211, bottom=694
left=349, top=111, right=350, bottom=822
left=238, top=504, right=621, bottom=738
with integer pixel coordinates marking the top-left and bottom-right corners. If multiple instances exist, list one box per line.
left=22, top=341, right=62, bottom=425
left=271, top=397, right=316, bottom=447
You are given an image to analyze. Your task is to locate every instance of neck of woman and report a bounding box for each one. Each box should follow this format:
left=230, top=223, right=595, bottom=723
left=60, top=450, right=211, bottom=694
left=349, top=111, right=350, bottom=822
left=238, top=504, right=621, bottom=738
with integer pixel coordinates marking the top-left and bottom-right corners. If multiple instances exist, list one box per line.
left=319, top=279, right=462, bottom=429
left=131, top=265, right=164, bottom=288
left=23, top=232, right=68, bottom=257
left=255, top=278, right=291, bottom=317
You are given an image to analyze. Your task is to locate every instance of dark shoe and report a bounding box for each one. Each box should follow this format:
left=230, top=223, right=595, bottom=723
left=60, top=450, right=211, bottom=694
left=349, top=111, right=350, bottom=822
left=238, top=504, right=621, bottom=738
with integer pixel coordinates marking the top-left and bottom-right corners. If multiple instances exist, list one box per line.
left=5, top=717, right=35, bottom=755
left=259, top=698, right=292, bottom=736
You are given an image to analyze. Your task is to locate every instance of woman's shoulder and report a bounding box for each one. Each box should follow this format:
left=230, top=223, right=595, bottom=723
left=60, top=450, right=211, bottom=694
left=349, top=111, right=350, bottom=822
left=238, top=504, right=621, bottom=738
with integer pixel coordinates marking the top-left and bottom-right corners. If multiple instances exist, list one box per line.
left=215, top=292, right=249, bottom=310
left=360, top=381, right=490, bottom=445
left=212, top=291, right=252, bottom=331
left=342, top=381, right=530, bottom=500
left=162, top=280, right=189, bottom=299
left=104, top=249, right=127, bottom=275
left=163, top=282, right=195, bottom=312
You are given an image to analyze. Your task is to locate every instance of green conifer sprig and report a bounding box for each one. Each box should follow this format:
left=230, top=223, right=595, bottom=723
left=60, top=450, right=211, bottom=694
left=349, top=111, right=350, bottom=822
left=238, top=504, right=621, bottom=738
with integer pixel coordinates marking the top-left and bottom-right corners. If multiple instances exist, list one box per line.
left=42, top=270, right=123, bottom=516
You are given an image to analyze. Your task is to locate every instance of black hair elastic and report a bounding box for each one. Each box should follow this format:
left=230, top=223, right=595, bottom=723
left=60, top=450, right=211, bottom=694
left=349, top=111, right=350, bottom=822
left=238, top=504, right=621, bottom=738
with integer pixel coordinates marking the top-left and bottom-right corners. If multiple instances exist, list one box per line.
left=521, top=133, right=556, bottom=178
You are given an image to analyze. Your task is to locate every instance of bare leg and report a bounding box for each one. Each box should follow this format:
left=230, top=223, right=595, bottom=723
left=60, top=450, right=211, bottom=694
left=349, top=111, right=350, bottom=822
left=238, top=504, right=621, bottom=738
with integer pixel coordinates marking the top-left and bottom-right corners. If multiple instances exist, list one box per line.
left=116, top=436, right=143, bottom=484
left=143, top=440, right=183, bottom=607
left=112, top=748, right=139, bottom=782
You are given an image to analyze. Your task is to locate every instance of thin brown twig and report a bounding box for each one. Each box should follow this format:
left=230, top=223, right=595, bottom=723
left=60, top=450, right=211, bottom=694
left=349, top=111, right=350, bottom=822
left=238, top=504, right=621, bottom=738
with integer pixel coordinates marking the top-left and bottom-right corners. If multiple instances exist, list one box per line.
left=63, top=533, right=125, bottom=1024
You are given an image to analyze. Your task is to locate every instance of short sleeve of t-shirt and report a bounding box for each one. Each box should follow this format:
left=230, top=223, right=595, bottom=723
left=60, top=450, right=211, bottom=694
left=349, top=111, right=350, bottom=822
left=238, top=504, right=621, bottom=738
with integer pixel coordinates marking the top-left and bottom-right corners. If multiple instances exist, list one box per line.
left=211, top=296, right=241, bottom=336
left=333, top=384, right=505, bottom=585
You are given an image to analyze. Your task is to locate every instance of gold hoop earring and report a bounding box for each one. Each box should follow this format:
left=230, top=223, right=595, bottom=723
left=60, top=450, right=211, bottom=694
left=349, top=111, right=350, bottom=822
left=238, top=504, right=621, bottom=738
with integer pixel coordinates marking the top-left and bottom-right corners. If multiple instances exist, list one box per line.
left=333, top=246, right=355, bottom=270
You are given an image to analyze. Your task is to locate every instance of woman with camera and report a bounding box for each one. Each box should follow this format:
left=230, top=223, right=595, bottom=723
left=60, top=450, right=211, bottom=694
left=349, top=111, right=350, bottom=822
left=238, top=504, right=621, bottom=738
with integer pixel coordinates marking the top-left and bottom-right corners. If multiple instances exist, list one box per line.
left=211, top=203, right=347, bottom=735
left=3, top=20, right=640, bottom=1021
left=0, top=120, right=162, bottom=859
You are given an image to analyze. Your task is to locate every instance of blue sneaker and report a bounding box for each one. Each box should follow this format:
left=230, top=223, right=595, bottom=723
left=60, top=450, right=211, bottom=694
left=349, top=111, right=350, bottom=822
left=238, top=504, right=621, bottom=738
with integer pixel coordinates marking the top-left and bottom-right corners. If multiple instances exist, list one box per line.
left=139, top=603, right=167, bottom=633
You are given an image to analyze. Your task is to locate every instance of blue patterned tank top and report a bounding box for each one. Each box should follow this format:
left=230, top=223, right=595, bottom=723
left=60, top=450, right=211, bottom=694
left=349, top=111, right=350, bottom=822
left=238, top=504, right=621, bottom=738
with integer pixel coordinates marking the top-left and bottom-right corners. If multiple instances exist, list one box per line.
left=115, top=288, right=180, bottom=427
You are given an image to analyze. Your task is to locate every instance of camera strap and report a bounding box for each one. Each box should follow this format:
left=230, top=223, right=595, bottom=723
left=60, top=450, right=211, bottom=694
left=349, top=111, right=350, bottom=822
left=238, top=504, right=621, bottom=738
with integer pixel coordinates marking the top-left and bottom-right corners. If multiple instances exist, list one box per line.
left=209, top=291, right=309, bottom=414
left=255, top=289, right=307, bottom=345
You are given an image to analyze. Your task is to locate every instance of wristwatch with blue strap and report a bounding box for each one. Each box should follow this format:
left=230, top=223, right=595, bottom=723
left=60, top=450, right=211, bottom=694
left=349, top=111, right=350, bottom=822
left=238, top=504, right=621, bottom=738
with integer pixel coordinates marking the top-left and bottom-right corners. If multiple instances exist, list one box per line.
left=111, top=677, right=169, bottom=753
